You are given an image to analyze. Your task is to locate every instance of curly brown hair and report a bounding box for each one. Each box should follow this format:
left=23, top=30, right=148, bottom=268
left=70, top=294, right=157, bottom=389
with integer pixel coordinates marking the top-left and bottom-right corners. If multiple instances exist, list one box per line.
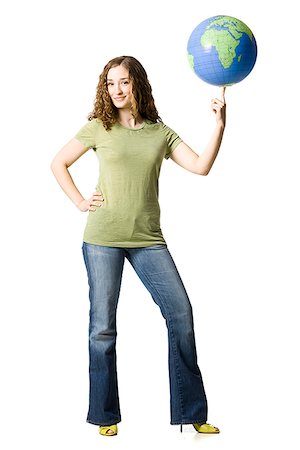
left=87, top=56, right=162, bottom=130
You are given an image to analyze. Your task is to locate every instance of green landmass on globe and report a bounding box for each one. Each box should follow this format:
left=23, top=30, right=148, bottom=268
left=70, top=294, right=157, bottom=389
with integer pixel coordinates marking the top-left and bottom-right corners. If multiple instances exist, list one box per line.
left=202, top=16, right=253, bottom=69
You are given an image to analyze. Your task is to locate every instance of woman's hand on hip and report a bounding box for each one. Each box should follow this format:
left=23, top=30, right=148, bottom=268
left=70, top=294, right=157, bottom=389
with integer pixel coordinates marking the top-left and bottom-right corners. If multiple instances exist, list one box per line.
left=77, top=191, right=104, bottom=212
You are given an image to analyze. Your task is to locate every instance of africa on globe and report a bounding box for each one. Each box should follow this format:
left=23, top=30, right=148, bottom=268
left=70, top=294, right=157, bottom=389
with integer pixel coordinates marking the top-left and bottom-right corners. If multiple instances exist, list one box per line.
left=187, top=15, right=257, bottom=86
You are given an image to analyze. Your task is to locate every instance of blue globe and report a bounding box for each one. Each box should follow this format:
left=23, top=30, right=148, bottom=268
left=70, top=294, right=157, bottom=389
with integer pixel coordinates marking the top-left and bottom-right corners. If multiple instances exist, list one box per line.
left=187, top=15, right=257, bottom=86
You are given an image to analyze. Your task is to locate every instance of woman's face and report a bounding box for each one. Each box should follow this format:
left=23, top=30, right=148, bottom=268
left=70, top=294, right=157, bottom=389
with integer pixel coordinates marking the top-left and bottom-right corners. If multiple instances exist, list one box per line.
left=107, top=65, right=133, bottom=109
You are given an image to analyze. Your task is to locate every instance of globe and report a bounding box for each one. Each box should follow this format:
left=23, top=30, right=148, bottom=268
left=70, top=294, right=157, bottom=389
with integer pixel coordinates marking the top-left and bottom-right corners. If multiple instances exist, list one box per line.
left=187, top=15, right=257, bottom=86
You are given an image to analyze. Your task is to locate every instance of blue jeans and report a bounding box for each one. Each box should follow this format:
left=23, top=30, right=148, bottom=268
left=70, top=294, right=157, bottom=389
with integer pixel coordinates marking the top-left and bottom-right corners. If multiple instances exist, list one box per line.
left=81, top=242, right=208, bottom=426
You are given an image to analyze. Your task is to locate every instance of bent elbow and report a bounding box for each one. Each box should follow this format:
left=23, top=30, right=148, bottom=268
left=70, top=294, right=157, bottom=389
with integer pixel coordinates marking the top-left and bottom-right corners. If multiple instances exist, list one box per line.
left=50, top=158, right=67, bottom=173
left=50, top=160, right=61, bottom=176
left=196, top=163, right=210, bottom=176
left=50, top=159, right=59, bottom=173
left=198, top=169, right=210, bottom=176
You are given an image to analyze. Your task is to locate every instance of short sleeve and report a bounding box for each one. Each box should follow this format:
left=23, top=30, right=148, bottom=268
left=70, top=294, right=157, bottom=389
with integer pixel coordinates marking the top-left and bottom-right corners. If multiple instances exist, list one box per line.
left=74, top=119, right=98, bottom=150
left=162, top=124, right=183, bottom=159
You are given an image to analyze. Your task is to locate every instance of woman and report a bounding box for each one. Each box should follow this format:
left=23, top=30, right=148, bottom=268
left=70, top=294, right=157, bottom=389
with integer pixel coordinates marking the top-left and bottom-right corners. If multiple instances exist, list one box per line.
left=50, top=55, right=226, bottom=437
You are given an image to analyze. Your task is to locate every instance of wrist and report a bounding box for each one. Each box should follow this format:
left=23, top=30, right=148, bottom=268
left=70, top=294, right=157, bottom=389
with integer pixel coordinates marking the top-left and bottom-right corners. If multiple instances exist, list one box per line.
left=75, top=198, right=84, bottom=208
left=216, top=121, right=225, bottom=131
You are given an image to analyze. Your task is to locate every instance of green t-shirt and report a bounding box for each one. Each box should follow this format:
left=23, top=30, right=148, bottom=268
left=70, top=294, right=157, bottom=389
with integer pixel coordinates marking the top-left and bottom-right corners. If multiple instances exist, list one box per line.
left=74, top=118, right=182, bottom=247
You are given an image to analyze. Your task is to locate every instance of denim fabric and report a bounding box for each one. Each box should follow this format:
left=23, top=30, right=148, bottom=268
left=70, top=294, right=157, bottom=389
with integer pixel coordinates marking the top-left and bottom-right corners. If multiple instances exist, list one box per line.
left=81, top=242, right=208, bottom=426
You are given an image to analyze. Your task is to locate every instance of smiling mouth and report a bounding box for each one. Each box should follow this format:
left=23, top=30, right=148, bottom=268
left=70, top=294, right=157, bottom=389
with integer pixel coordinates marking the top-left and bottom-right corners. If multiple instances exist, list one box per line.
left=114, top=97, right=125, bottom=101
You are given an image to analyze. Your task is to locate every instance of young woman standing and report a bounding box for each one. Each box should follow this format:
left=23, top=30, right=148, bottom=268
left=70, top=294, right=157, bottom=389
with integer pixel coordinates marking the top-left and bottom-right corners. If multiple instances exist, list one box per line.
left=50, top=56, right=226, bottom=437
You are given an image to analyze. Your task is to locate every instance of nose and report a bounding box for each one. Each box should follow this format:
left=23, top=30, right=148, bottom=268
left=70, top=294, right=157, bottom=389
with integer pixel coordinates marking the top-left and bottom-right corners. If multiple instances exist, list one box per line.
left=114, top=83, right=123, bottom=95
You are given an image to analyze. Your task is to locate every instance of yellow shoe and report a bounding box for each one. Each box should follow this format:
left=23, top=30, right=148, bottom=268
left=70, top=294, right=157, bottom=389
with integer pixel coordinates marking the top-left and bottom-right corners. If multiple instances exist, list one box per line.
left=180, top=423, right=220, bottom=433
left=193, top=423, right=220, bottom=434
left=99, top=424, right=118, bottom=436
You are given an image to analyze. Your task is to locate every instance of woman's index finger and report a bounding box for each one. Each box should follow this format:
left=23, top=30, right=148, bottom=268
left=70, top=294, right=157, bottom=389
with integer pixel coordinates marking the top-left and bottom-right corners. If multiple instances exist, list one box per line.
left=220, top=86, right=226, bottom=102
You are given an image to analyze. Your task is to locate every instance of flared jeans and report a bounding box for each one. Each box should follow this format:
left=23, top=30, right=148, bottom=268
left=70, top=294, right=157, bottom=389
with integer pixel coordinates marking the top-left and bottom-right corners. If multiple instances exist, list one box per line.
left=81, top=242, right=208, bottom=426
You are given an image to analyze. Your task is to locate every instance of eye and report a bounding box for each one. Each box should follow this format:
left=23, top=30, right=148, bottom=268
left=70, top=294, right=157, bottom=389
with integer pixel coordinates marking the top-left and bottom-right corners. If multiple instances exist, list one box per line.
left=122, top=81, right=129, bottom=85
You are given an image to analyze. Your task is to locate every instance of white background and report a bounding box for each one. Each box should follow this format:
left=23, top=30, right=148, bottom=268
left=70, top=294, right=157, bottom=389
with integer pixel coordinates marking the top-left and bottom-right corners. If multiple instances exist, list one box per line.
left=1, top=0, right=299, bottom=449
